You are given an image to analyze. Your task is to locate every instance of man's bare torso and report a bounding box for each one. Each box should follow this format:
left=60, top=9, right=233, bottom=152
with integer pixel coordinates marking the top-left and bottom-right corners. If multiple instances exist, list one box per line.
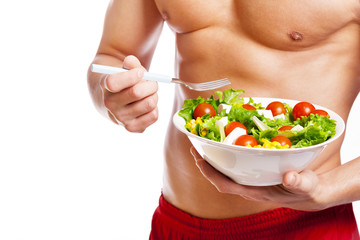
left=153, top=0, right=360, bottom=219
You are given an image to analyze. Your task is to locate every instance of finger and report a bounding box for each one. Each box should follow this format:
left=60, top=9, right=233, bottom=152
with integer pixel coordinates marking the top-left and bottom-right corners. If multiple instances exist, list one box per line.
left=119, top=80, right=158, bottom=105
left=124, top=107, right=159, bottom=133
left=122, top=93, right=158, bottom=121
left=115, top=93, right=158, bottom=124
left=282, top=170, right=318, bottom=194
left=190, top=147, right=221, bottom=183
left=190, top=147, right=244, bottom=193
left=104, top=80, right=158, bottom=117
left=103, top=55, right=146, bottom=93
left=195, top=158, right=256, bottom=196
left=194, top=156, right=227, bottom=189
left=122, top=55, right=146, bottom=70
left=190, top=147, right=266, bottom=200
left=106, top=109, right=123, bottom=126
left=190, top=146, right=201, bottom=159
left=103, top=68, right=144, bottom=93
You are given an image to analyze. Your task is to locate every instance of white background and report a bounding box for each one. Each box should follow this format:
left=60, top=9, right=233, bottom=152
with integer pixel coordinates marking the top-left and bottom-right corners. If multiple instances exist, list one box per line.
left=0, top=1, right=359, bottom=239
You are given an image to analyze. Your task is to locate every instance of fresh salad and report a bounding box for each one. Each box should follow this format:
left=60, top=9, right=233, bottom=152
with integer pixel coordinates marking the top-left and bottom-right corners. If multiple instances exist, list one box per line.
left=178, top=89, right=337, bottom=149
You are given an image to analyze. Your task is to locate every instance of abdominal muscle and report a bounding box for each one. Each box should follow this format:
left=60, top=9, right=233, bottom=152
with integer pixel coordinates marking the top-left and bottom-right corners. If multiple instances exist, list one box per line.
left=160, top=15, right=360, bottom=219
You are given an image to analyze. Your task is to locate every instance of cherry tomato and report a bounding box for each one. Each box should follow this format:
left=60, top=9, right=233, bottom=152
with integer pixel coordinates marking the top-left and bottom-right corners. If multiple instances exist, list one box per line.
left=242, top=104, right=256, bottom=110
left=292, top=102, right=315, bottom=120
left=311, top=109, right=330, bottom=118
left=271, top=135, right=292, bottom=147
left=193, top=103, right=216, bottom=119
left=266, top=101, right=286, bottom=116
left=278, top=125, right=293, bottom=131
left=224, top=122, right=248, bottom=136
left=234, top=135, right=258, bottom=147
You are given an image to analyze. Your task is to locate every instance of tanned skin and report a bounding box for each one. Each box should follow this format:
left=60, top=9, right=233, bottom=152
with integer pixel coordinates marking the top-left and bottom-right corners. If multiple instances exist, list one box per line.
left=88, top=0, right=360, bottom=219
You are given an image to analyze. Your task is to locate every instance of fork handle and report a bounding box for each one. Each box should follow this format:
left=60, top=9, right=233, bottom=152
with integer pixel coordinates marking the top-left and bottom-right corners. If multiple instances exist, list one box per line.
left=91, top=64, right=172, bottom=83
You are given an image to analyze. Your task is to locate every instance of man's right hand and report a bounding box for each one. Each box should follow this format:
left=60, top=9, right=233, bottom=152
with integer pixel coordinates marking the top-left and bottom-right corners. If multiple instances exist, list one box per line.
left=101, top=55, right=159, bottom=133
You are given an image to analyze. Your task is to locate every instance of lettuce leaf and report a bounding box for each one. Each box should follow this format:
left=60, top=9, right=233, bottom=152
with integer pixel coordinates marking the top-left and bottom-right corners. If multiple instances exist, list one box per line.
left=215, top=88, right=245, bottom=105
left=263, top=117, right=292, bottom=129
left=289, top=114, right=337, bottom=148
left=228, top=104, right=264, bottom=133
left=178, top=89, right=245, bottom=123
left=178, top=97, right=205, bottom=122
left=251, top=128, right=278, bottom=142
left=200, top=116, right=223, bottom=141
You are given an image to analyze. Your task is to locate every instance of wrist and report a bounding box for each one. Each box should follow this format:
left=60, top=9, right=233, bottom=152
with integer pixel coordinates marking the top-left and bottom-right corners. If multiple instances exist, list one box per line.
left=314, top=172, right=338, bottom=209
left=317, top=159, right=360, bottom=208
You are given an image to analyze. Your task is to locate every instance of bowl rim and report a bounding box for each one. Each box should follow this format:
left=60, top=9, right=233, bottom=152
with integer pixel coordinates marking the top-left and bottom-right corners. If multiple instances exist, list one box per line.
left=173, top=97, right=345, bottom=153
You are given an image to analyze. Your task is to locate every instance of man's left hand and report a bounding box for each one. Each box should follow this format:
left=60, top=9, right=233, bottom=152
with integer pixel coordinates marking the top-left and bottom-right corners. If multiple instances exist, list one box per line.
left=190, top=146, right=329, bottom=211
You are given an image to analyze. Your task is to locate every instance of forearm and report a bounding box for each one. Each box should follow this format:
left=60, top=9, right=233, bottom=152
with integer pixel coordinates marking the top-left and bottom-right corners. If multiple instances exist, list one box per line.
left=322, top=156, right=360, bottom=207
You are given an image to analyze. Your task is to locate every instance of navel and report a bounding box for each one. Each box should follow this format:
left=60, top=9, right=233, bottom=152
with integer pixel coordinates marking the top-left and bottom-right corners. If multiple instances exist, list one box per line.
left=161, top=10, right=170, bottom=21
left=288, top=31, right=304, bottom=41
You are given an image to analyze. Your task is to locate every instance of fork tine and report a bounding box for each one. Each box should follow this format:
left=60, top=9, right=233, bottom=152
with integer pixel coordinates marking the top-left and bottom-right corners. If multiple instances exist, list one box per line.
left=188, top=78, right=230, bottom=91
left=196, top=78, right=228, bottom=84
left=200, top=81, right=230, bottom=88
left=193, top=79, right=230, bottom=89
left=200, top=79, right=230, bottom=86
left=196, top=83, right=224, bottom=89
left=195, top=79, right=229, bottom=86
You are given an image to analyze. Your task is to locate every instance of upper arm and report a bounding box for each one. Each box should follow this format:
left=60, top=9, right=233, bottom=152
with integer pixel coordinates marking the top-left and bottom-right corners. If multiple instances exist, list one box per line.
left=96, top=0, right=164, bottom=69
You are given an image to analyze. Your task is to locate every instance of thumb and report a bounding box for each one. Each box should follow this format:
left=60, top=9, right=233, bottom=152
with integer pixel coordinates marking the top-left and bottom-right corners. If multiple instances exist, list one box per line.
left=123, top=55, right=146, bottom=70
left=282, top=170, right=318, bottom=194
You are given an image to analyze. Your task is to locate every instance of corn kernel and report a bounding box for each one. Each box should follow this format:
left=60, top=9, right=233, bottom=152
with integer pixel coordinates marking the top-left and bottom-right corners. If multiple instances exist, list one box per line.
left=242, top=138, right=290, bottom=149
left=201, top=129, right=207, bottom=136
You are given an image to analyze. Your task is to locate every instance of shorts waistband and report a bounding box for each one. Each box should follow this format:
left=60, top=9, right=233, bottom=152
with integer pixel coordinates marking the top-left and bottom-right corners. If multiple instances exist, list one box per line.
left=155, top=194, right=359, bottom=239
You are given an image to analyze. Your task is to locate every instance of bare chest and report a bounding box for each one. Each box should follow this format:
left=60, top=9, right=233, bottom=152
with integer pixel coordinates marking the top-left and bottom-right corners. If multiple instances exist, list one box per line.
left=154, top=0, right=359, bottom=49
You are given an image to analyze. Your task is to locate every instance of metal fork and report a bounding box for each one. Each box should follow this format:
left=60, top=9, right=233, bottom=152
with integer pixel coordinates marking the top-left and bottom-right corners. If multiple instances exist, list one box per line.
left=91, top=64, right=230, bottom=91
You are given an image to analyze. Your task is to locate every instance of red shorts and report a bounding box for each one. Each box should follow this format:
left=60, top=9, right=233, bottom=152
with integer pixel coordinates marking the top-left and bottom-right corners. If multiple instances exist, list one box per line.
left=150, top=195, right=359, bottom=240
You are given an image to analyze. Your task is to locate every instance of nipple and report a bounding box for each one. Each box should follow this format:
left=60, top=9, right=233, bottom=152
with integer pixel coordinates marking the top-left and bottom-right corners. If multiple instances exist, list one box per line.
left=289, top=31, right=304, bottom=41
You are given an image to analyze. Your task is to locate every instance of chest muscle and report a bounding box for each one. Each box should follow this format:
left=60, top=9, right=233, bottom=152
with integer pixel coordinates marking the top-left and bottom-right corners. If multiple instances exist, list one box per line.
left=154, top=0, right=358, bottom=50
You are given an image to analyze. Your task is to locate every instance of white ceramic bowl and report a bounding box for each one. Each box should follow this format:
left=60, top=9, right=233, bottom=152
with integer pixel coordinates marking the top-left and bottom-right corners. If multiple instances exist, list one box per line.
left=173, top=97, right=345, bottom=186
